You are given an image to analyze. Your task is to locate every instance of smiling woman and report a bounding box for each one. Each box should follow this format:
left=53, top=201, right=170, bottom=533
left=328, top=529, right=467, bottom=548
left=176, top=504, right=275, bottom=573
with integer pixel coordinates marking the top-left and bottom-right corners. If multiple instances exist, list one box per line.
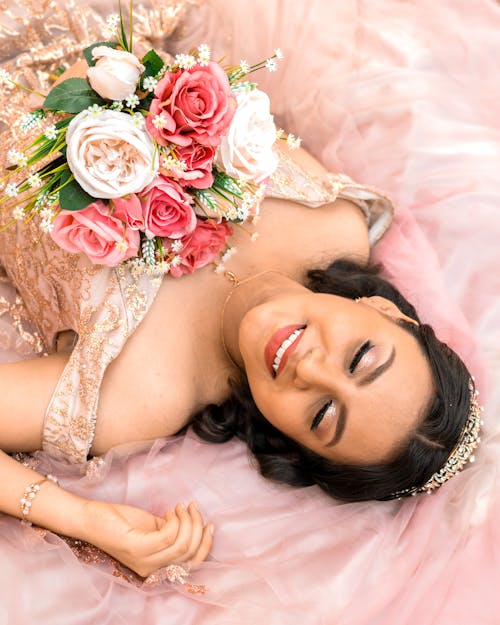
left=195, top=259, right=472, bottom=502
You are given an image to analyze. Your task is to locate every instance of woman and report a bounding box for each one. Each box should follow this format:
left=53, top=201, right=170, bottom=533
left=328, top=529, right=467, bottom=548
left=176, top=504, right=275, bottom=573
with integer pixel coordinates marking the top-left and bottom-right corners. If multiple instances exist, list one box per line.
left=0, top=0, right=496, bottom=623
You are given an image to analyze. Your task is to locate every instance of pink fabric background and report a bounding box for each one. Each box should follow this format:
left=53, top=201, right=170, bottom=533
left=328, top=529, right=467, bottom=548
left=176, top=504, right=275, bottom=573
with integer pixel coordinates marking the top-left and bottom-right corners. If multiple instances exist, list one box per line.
left=1, top=1, right=499, bottom=623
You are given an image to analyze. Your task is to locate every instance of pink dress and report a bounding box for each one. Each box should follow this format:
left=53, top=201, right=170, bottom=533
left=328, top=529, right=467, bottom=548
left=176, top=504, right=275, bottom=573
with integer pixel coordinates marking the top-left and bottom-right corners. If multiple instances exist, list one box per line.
left=0, top=1, right=499, bottom=624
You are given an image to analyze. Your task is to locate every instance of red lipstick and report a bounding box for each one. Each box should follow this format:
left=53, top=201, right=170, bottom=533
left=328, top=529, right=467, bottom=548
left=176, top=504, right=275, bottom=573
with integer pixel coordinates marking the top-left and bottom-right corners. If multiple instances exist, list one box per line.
left=264, top=324, right=305, bottom=377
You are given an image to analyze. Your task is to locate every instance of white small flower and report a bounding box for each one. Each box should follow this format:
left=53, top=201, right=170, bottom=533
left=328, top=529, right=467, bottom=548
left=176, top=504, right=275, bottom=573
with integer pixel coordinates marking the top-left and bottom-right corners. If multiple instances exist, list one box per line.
left=171, top=255, right=182, bottom=267
left=40, top=219, right=54, bottom=234
left=115, top=239, right=128, bottom=252
left=265, top=58, right=277, bottom=73
left=39, top=207, right=54, bottom=220
left=125, top=93, right=140, bottom=109
left=221, top=247, right=237, bottom=263
left=252, top=215, right=261, bottom=225
left=19, top=111, right=43, bottom=133
left=28, top=174, right=43, bottom=189
left=12, top=206, right=24, bottom=221
left=87, top=104, right=103, bottom=117
left=152, top=114, right=168, bottom=129
left=286, top=133, right=302, bottom=149
left=251, top=232, right=260, bottom=242
left=0, top=69, right=12, bottom=86
left=106, top=13, right=120, bottom=27
left=131, top=112, right=145, bottom=128
left=111, top=100, right=124, bottom=111
left=143, top=76, right=158, bottom=92
left=214, top=263, right=226, bottom=274
left=174, top=53, right=196, bottom=70
left=239, top=60, right=250, bottom=74
left=171, top=240, right=183, bottom=253
left=44, top=125, right=58, bottom=141
left=7, top=150, right=24, bottom=166
left=5, top=183, right=18, bottom=198
left=274, top=48, right=284, bottom=60
left=197, top=44, right=211, bottom=66
left=275, top=128, right=285, bottom=140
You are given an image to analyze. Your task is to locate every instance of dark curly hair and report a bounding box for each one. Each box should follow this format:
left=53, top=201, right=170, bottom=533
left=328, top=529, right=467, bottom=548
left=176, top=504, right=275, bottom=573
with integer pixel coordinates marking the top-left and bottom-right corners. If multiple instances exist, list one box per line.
left=191, top=260, right=471, bottom=502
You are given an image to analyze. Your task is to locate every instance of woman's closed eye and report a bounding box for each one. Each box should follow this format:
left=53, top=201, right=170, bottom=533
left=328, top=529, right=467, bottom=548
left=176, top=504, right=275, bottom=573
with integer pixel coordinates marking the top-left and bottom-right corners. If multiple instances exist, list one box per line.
left=311, top=400, right=336, bottom=431
left=349, top=340, right=374, bottom=373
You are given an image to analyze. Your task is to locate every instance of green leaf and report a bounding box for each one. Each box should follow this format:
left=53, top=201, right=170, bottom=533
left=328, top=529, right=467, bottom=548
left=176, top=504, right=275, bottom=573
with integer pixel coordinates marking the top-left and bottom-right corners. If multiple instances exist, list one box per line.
left=141, top=49, right=165, bottom=80
left=58, top=171, right=95, bottom=211
left=44, top=78, right=106, bottom=113
left=83, top=42, right=119, bottom=66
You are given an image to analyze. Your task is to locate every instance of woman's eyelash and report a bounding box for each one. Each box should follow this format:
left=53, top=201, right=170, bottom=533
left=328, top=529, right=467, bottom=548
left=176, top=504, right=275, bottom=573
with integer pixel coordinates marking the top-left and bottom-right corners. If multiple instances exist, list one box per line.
left=349, top=341, right=373, bottom=373
left=311, top=400, right=332, bottom=431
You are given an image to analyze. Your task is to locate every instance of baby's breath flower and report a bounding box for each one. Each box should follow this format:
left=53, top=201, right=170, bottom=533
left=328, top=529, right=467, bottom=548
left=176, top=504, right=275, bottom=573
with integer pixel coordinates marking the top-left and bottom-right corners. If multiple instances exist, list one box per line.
left=197, top=44, right=211, bottom=66
left=265, top=58, right=277, bottom=73
left=155, top=66, right=167, bottom=80
left=103, top=13, right=119, bottom=38
left=39, top=207, right=54, bottom=220
left=152, top=114, right=168, bottom=130
left=40, top=219, right=54, bottom=234
left=131, top=112, right=145, bottom=128
left=12, top=206, right=24, bottom=221
left=0, top=69, right=12, bottom=86
left=214, top=263, right=226, bottom=274
left=142, top=76, right=158, bottom=92
left=274, top=48, right=284, bottom=60
left=252, top=214, right=261, bottom=225
left=251, top=231, right=260, bottom=242
left=125, top=93, right=140, bottom=109
left=28, top=173, right=43, bottom=189
left=239, top=60, right=250, bottom=74
left=174, top=53, right=196, bottom=70
left=115, top=239, right=128, bottom=252
left=87, top=104, right=103, bottom=117
left=275, top=127, right=285, bottom=140
left=44, top=125, right=58, bottom=141
left=111, top=100, right=124, bottom=111
left=7, top=150, right=24, bottom=166
left=171, top=240, right=183, bottom=253
left=19, top=111, right=44, bottom=133
left=171, top=255, right=182, bottom=267
left=221, top=247, right=237, bottom=263
left=5, top=183, right=18, bottom=198
left=286, top=133, right=302, bottom=149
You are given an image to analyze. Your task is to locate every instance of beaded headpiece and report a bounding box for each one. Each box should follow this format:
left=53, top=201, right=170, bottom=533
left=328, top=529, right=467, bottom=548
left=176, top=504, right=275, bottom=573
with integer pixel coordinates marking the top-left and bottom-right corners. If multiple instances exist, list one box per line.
left=392, top=377, right=483, bottom=498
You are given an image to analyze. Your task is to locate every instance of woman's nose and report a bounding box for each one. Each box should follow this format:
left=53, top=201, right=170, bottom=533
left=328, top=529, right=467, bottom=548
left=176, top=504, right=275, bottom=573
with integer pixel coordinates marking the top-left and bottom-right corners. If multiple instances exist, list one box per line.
left=293, top=347, right=336, bottom=391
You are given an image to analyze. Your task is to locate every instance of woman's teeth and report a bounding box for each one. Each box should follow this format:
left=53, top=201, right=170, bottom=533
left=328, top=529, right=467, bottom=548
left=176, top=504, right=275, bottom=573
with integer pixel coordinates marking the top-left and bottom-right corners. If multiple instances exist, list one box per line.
left=273, top=328, right=304, bottom=374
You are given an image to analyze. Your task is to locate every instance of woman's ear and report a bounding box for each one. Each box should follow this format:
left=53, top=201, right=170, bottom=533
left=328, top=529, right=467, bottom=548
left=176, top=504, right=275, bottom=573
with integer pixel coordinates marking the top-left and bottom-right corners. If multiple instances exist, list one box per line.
left=357, top=296, right=419, bottom=326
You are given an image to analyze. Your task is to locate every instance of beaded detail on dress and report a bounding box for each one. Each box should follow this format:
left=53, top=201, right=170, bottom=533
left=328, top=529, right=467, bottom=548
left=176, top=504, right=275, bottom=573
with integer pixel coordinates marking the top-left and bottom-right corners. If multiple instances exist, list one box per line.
left=0, top=0, right=394, bottom=463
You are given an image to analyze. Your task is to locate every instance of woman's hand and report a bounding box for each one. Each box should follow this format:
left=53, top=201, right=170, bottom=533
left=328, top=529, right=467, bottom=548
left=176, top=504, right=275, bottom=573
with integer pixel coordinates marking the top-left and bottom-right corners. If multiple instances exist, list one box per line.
left=80, top=499, right=214, bottom=578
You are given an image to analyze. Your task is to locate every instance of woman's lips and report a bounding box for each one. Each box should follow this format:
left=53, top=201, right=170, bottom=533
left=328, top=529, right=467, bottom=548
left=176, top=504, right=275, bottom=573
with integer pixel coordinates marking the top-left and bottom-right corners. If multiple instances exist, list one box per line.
left=264, top=324, right=305, bottom=377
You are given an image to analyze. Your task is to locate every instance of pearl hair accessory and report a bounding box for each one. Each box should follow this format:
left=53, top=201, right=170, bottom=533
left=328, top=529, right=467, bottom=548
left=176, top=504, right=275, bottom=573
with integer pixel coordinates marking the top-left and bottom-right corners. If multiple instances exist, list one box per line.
left=392, top=377, right=483, bottom=498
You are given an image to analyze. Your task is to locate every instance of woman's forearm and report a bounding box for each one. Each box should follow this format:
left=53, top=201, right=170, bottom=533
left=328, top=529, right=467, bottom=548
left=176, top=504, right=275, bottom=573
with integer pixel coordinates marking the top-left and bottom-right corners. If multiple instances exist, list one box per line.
left=0, top=448, right=87, bottom=538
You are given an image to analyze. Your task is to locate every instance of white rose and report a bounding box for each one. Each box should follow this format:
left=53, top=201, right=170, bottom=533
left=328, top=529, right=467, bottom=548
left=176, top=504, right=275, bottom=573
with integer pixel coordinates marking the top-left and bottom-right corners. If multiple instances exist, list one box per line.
left=66, top=109, right=158, bottom=198
left=87, top=46, right=144, bottom=101
left=215, top=88, right=279, bottom=183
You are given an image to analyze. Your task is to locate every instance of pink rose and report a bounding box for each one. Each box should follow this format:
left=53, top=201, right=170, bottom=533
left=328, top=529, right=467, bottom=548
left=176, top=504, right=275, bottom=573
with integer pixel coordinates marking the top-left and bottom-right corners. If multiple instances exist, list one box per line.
left=169, top=219, right=233, bottom=277
left=141, top=175, right=196, bottom=238
left=170, top=144, right=215, bottom=189
left=51, top=201, right=140, bottom=266
left=111, top=194, right=144, bottom=230
left=146, top=61, right=235, bottom=148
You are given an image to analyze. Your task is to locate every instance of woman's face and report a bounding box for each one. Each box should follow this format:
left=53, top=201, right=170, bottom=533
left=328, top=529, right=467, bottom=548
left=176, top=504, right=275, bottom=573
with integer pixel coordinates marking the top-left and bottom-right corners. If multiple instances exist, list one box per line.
left=238, top=285, right=434, bottom=465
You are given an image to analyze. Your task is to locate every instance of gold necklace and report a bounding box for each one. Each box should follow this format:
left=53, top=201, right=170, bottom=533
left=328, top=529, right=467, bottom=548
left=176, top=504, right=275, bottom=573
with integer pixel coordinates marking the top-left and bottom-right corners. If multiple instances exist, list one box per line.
left=219, top=269, right=296, bottom=371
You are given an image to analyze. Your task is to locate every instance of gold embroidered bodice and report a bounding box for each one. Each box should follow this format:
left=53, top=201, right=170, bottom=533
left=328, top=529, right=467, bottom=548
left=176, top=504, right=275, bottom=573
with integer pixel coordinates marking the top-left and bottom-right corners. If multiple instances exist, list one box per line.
left=0, top=0, right=393, bottom=463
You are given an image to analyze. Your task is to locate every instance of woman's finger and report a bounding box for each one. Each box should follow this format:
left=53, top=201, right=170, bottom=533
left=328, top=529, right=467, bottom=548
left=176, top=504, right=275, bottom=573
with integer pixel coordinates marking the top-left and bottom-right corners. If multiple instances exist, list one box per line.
left=183, top=502, right=204, bottom=560
left=189, top=523, right=214, bottom=568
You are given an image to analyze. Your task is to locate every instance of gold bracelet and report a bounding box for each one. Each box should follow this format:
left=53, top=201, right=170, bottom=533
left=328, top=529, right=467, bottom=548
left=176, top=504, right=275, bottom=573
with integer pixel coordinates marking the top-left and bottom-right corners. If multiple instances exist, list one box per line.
left=20, top=478, right=49, bottom=525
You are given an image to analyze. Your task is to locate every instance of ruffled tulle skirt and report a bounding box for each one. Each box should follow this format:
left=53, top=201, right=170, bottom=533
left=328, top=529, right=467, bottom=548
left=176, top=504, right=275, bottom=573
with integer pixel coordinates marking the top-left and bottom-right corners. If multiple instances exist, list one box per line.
left=1, top=0, right=500, bottom=623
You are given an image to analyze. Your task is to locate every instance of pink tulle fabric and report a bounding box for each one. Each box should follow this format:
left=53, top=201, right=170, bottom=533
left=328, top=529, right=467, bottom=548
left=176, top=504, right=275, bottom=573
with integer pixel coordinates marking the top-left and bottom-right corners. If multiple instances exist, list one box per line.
left=1, top=0, right=500, bottom=622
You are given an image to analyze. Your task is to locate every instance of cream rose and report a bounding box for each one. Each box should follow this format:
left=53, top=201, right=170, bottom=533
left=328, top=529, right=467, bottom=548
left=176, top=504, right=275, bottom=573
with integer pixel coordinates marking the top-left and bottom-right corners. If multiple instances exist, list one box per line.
left=66, top=109, right=158, bottom=199
left=215, top=88, right=278, bottom=183
left=87, top=46, right=144, bottom=101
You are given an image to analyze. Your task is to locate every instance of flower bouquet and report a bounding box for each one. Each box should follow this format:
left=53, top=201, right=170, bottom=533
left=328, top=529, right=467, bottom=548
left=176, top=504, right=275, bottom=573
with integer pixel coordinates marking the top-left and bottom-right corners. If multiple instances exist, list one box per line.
left=0, top=2, right=297, bottom=277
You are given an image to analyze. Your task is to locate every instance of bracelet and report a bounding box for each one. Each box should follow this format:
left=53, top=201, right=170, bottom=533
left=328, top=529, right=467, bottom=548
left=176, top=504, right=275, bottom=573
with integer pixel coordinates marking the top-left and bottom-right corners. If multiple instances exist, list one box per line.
left=19, top=474, right=58, bottom=525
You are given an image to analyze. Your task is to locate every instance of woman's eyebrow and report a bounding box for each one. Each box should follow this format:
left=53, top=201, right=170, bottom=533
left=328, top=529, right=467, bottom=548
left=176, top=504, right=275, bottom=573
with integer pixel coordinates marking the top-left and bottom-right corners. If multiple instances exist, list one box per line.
left=359, top=347, right=396, bottom=387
